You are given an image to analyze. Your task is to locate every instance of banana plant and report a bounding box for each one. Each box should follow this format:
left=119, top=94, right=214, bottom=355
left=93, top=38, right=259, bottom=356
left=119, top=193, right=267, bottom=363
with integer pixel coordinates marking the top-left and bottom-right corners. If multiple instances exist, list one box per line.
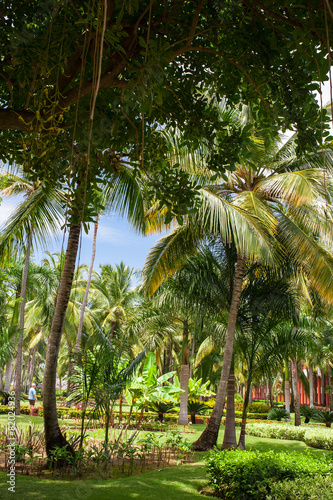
left=127, top=353, right=183, bottom=423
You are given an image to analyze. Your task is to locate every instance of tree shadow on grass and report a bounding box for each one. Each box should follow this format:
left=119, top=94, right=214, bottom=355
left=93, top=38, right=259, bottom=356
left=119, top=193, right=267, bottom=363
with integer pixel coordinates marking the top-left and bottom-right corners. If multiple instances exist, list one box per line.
left=0, top=463, right=208, bottom=500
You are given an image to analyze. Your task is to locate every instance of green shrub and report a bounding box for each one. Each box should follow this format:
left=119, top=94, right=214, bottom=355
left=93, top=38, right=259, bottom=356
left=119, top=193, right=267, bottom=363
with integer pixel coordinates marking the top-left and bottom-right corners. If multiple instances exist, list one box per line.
left=246, top=422, right=333, bottom=451
left=233, top=401, right=270, bottom=413
left=303, top=427, right=333, bottom=450
left=234, top=393, right=244, bottom=402
left=206, top=448, right=333, bottom=499
left=248, top=402, right=270, bottom=413
left=268, top=476, right=333, bottom=499
left=234, top=411, right=269, bottom=419
left=246, top=423, right=306, bottom=441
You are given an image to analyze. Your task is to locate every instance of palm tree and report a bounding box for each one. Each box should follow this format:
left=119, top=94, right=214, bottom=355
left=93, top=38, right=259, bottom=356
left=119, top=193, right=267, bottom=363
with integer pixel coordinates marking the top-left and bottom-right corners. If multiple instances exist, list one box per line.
left=0, top=167, right=65, bottom=413
left=143, top=123, right=333, bottom=450
left=43, top=153, right=148, bottom=456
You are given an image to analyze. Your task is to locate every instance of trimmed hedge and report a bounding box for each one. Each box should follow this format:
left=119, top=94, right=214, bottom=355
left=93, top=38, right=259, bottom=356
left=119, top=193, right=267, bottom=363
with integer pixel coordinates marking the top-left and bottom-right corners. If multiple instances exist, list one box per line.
left=206, top=448, right=333, bottom=499
left=269, top=476, right=333, bottom=499
left=246, top=422, right=333, bottom=451
left=234, top=401, right=269, bottom=413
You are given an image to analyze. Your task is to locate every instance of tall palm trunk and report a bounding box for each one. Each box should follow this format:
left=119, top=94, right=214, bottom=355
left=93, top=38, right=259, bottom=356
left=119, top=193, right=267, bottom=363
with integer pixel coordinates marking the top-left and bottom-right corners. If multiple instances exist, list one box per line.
left=4, top=359, right=13, bottom=392
left=221, top=362, right=237, bottom=449
left=178, top=319, right=190, bottom=425
left=291, top=359, right=301, bottom=426
left=28, top=346, right=37, bottom=389
left=322, top=373, right=326, bottom=407
left=43, top=223, right=81, bottom=456
left=284, top=362, right=290, bottom=414
left=192, top=254, right=245, bottom=451
left=238, top=366, right=253, bottom=450
left=75, top=216, right=99, bottom=354
left=328, top=366, right=333, bottom=411
left=15, top=230, right=32, bottom=415
left=268, top=380, right=274, bottom=408
left=308, top=365, right=314, bottom=408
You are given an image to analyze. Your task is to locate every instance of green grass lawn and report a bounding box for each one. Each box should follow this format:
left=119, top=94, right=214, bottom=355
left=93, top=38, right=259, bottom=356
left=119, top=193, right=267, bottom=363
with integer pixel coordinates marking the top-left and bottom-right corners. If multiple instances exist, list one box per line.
left=1, top=421, right=333, bottom=499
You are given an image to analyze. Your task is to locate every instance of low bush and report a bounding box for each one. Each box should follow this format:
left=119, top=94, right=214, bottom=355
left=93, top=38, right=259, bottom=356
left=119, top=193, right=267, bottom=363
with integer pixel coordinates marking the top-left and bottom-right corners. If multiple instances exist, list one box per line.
left=303, top=427, right=333, bottom=450
left=268, top=476, right=333, bottom=499
left=234, top=401, right=269, bottom=413
left=206, top=448, right=333, bottom=499
left=246, top=423, right=306, bottom=441
left=246, top=422, right=333, bottom=451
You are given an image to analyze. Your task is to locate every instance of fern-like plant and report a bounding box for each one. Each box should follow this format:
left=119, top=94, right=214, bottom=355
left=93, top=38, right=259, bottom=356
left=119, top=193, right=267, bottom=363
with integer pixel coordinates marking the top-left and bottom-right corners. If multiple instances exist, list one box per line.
left=313, top=410, right=333, bottom=428
left=267, top=407, right=290, bottom=422
left=300, top=406, right=318, bottom=424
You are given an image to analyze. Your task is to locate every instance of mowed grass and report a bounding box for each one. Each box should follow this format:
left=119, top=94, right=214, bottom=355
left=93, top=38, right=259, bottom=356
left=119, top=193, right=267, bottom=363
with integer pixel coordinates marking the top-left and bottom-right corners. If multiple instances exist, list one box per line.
left=1, top=421, right=333, bottom=499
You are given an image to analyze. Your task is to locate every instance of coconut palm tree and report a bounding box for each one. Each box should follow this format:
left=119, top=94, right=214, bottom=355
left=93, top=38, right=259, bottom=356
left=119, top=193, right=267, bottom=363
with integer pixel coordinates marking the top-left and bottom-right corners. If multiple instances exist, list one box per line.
left=42, top=153, right=149, bottom=456
left=142, top=123, right=333, bottom=450
left=0, top=167, right=65, bottom=413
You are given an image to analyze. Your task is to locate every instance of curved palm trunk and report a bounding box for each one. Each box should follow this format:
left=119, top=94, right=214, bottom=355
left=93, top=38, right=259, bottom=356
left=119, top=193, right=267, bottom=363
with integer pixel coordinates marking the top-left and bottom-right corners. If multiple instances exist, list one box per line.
left=291, top=359, right=301, bottom=426
left=192, top=255, right=245, bottom=451
left=221, top=363, right=237, bottom=449
left=308, top=365, right=314, bottom=408
left=75, top=216, right=99, bottom=354
left=15, top=230, right=32, bottom=415
left=43, top=223, right=81, bottom=456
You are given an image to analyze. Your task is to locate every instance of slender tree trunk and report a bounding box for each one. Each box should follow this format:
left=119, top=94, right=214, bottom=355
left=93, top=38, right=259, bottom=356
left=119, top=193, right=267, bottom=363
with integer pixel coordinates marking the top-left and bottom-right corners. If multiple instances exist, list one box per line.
left=328, top=366, right=333, bottom=411
left=0, top=369, right=3, bottom=391
left=291, top=359, right=301, bottom=426
left=314, top=371, right=318, bottom=405
left=43, top=223, right=81, bottom=456
left=28, top=346, right=37, bottom=389
left=66, top=341, right=73, bottom=407
left=192, top=255, right=245, bottom=451
left=189, top=333, right=195, bottom=379
left=308, top=366, right=314, bottom=408
left=285, top=362, right=290, bottom=415
left=238, top=368, right=253, bottom=450
left=178, top=319, right=190, bottom=425
left=4, top=359, right=13, bottom=392
left=75, top=216, right=99, bottom=354
left=15, top=230, right=32, bottom=415
left=268, top=380, right=274, bottom=408
left=21, top=352, right=30, bottom=395
left=178, top=365, right=190, bottom=424
left=221, top=362, right=237, bottom=449
left=166, top=339, right=172, bottom=373
left=119, top=393, right=123, bottom=423
left=322, top=373, right=326, bottom=408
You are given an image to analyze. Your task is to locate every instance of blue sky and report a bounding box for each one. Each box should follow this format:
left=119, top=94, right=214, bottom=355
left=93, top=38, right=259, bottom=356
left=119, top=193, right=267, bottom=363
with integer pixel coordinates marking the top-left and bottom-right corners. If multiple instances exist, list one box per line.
left=0, top=195, right=166, bottom=284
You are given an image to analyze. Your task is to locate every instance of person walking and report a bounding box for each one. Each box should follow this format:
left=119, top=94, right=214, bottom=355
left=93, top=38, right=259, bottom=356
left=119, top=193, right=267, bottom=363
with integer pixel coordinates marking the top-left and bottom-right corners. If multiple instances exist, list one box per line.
left=28, top=383, right=37, bottom=406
